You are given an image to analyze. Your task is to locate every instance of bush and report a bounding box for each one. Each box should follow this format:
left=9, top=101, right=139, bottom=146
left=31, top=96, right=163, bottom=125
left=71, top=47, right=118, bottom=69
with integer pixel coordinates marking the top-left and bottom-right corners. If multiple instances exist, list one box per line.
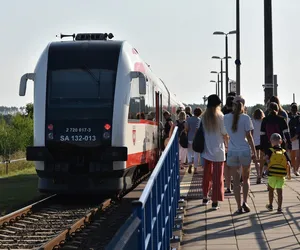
left=0, top=111, right=33, bottom=161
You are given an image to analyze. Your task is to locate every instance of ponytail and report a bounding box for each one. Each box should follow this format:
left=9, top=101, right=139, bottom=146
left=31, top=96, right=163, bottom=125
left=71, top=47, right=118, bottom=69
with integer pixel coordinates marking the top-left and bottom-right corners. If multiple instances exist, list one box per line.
left=231, top=102, right=244, bottom=132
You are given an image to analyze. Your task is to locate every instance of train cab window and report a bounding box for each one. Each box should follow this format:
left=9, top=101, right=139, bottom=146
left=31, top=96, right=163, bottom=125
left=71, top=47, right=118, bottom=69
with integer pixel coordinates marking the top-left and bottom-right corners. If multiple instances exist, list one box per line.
left=48, top=69, right=116, bottom=106
left=128, top=78, right=155, bottom=121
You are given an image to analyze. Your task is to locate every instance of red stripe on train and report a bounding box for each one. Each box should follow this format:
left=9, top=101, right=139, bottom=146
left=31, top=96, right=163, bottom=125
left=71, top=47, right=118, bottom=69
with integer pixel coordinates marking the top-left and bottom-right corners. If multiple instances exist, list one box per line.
left=134, top=62, right=146, bottom=73
left=128, top=119, right=158, bottom=125
left=127, top=149, right=158, bottom=170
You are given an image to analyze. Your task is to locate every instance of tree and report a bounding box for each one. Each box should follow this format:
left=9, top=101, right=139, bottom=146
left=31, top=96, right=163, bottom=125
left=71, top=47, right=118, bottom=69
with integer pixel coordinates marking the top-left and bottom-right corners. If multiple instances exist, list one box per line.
left=25, top=103, right=34, bottom=119
left=247, top=104, right=266, bottom=116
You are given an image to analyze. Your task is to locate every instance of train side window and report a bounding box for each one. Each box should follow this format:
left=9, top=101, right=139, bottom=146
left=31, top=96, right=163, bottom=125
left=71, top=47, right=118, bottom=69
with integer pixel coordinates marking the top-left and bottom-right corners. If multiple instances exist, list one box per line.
left=144, top=82, right=155, bottom=120
left=128, top=78, right=141, bottom=120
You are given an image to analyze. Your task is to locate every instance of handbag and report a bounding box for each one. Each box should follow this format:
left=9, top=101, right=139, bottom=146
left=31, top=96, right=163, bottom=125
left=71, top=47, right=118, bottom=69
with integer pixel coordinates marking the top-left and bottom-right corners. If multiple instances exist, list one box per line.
left=192, top=121, right=205, bottom=153
left=179, top=131, right=188, bottom=148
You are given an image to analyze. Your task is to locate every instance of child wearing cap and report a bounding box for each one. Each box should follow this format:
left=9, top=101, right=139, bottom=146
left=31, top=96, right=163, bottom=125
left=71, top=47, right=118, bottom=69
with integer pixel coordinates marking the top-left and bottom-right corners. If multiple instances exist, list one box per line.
left=265, top=133, right=291, bottom=213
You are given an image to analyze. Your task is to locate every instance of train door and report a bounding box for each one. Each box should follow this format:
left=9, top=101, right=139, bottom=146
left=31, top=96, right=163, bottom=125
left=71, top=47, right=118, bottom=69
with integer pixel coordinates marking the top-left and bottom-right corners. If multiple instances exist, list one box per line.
left=155, top=91, right=163, bottom=156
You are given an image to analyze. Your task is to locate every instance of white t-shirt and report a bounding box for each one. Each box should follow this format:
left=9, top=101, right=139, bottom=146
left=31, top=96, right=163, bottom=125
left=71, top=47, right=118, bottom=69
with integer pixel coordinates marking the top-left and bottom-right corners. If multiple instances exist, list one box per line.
left=201, top=114, right=227, bottom=162
left=224, top=113, right=254, bottom=152
left=252, top=119, right=262, bottom=146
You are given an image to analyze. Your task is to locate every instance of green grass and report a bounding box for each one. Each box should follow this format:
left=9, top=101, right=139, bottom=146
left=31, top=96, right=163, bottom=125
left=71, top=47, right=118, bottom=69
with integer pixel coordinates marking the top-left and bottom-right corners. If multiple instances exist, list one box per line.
left=0, top=151, right=35, bottom=177
left=0, top=174, right=42, bottom=216
left=0, top=152, right=47, bottom=216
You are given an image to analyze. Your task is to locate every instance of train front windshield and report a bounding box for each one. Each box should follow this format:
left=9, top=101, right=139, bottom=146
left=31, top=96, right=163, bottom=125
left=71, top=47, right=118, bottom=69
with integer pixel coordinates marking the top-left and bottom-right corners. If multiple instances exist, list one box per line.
left=45, top=41, right=120, bottom=146
left=48, top=69, right=115, bottom=107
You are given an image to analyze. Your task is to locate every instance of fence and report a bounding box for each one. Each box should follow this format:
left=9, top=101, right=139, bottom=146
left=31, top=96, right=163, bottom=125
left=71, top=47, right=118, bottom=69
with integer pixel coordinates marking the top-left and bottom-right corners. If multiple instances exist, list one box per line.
left=0, top=158, right=27, bottom=175
left=106, top=127, right=180, bottom=250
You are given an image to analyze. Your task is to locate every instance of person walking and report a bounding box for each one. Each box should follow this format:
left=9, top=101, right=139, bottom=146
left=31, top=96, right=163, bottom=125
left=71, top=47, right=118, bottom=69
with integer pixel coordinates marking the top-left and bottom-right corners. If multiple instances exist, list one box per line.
left=265, top=133, right=291, bottom=213
left=170, top=111, right=188, bottom=168
left=288, top=103, right=300, bottom=176
left=224, top=96, right=257, bottom=214
left=162, top=111, right=173, bottom=148
left=252, top=109, right=265, bottom=183
left=265, top=96, right=288, bottom=122
left=221, top=95, right=235, bottom=194
left=186, top=107, right=202, bottom=174
left=260, top=102, right=292, bottom=154
left=201, top=94, right=228, bottom=210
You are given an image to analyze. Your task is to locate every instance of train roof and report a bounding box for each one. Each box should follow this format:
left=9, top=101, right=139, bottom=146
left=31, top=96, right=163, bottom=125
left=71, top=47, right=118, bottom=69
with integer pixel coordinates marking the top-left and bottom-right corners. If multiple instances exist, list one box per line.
left=51, top=33, right=183, bottom=106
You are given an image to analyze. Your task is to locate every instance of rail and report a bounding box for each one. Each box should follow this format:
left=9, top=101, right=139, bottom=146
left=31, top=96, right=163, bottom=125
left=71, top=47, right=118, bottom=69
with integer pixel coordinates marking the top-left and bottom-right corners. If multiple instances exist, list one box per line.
left=106, top=127, right=179, bottom=250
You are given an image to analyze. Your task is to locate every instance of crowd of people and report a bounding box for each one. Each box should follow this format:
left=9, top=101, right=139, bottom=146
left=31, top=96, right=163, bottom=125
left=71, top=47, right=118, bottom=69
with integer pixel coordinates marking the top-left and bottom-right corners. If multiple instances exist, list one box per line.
left=162, top=93, right=299, bottom=214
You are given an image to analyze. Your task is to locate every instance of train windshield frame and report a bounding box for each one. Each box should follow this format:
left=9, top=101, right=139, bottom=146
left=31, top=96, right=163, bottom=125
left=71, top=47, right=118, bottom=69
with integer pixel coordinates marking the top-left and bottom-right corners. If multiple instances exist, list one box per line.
left=47, top=68, right=116, bottom=108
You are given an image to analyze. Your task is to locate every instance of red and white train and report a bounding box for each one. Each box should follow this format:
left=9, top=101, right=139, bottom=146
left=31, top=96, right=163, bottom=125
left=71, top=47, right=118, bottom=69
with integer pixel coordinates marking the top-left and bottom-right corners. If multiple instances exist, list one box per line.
left=19, top=33, right=184, bottom=194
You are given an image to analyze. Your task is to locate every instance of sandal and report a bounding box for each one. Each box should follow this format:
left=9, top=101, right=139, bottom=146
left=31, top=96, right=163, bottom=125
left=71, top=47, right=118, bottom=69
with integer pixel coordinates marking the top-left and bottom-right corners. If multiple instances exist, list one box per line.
left=242, top=202, right=251, bottom=213
left=256, top=177, right=261, bottom=184
left=234, top=208, right=243, bottom=214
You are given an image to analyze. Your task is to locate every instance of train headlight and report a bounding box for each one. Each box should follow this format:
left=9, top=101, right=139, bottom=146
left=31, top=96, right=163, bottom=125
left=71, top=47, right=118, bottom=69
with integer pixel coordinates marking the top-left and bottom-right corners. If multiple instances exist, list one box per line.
left=103, top=132, right=110, bottom=139
left=48, top=133, right=53, bottom=140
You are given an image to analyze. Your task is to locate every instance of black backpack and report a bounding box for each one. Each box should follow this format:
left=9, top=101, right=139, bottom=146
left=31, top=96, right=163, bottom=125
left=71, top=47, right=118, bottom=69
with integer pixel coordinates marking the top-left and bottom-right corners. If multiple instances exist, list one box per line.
left=177, top=120, right=188, bottom=148
left=193, top=121, right=205, bottom=153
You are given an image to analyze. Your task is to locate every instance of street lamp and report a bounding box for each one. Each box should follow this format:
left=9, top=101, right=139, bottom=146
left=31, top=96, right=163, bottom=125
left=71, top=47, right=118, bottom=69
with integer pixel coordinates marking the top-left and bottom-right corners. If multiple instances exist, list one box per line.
left=213, top=30, right=236, bottom=96
left=210, top=71, right=220, bottom=98
left=212, top=56, right=232, bottom=103
left=210, top=80, right=218, bottom=95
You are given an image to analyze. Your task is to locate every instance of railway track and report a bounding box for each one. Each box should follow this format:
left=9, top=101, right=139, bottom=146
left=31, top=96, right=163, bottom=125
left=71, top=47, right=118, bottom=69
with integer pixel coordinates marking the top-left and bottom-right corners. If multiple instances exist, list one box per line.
left=0, top=172, right=150, bottom=249
left=0, top=194, right=111, bottom=249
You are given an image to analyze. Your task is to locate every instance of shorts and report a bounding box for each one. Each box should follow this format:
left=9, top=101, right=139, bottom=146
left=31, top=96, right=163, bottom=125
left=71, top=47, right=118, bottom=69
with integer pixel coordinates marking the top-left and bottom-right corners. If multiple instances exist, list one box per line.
left=255, top=145, right=262, bottom=151
left=292, top=139, right=299, bottom=150
left=268, top=176, right=285, bottom=189
left=227, top=150, right=251, bottom=167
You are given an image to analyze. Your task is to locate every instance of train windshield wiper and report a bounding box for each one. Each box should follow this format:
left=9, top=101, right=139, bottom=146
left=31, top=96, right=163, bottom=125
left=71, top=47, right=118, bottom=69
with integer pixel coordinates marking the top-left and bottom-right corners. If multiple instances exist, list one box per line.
left=80, top=66, right=100, bottom=85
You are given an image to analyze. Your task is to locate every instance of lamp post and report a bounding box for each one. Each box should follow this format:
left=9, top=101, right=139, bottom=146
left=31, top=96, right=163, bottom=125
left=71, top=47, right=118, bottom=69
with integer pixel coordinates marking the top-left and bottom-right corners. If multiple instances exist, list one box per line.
left=210, top=71, right=220, bottom=98
left=213, top=30, right=236, bottom=96
left=212, top=56, right=232, bottom=103
left=236, top=0, right=241, bottom=95
left=210, top=80, right=218, bottom=95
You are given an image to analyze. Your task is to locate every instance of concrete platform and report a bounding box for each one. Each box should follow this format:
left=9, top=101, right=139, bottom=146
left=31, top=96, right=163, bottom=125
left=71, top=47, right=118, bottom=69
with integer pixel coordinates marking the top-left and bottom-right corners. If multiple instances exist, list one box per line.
left=179, top=165, right=300, bottom=250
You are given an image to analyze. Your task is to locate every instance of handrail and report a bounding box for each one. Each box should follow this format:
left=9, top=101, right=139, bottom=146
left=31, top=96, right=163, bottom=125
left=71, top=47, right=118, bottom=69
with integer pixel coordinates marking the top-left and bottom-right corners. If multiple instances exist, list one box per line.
left=106, top=127, right=179, bottom=250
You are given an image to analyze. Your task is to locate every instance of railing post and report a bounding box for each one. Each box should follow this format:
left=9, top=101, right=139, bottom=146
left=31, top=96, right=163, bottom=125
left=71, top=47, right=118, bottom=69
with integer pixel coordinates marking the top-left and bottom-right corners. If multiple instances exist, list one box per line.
left=132, top=201, right=145, bottom=250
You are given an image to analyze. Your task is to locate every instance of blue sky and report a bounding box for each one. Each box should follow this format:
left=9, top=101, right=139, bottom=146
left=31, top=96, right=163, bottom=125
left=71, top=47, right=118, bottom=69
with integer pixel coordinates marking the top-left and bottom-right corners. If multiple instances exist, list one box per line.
left=0, top=0, right=299, bottom=107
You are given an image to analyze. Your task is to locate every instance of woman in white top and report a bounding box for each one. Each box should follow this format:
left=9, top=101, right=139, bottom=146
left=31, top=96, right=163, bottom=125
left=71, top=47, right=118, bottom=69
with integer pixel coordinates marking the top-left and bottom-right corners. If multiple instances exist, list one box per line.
left=224, top=96, right=257, bottom=214
left=252, top=109, right=265, bottom=184
left=201, top=94, right=228, bottom=210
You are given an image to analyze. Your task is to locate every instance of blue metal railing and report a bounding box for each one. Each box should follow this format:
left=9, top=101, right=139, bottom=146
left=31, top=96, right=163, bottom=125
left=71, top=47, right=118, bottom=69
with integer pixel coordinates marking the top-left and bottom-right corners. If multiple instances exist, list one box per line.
left=106, top=127, right=179, bottom=250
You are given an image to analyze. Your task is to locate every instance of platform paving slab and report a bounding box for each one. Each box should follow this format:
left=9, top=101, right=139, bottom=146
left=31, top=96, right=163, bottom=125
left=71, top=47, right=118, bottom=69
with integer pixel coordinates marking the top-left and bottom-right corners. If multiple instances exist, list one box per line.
left=179, top=165, right=300, bottom=250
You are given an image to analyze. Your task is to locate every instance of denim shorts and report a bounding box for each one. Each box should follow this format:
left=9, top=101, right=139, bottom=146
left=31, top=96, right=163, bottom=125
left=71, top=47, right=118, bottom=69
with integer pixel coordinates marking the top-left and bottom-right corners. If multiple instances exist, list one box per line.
left=227, top=150, right=251, bottom=167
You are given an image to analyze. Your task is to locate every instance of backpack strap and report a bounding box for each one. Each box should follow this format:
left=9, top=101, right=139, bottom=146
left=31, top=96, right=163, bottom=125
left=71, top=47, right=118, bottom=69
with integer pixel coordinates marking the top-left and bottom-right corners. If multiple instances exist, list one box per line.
left=269, top=148, right=285, bottom=154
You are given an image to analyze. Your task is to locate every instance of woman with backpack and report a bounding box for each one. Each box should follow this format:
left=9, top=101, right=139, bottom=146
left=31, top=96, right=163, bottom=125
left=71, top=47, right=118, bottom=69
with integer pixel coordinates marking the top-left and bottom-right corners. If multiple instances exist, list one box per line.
left=201, top=94, right=228, bottom=210
left=169, top=111, right=188, bottom=168
left=224, top=96, right=257, bottom=214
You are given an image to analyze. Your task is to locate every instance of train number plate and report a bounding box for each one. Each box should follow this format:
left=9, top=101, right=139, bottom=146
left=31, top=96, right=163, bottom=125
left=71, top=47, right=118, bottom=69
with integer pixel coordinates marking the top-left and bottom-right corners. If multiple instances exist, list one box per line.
left=60, top=135, right=97, bottom=142
left=65, top=128, right=92, bottom=133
